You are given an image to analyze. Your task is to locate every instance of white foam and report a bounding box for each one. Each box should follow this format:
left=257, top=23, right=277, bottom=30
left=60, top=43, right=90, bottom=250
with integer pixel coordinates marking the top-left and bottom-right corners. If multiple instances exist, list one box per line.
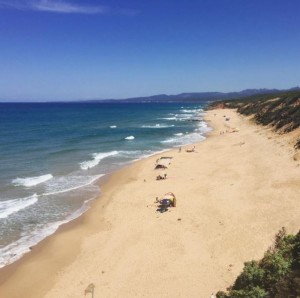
left=162, top=138, right=176, bottom=143
left=181, top=108, right=203, bottom=113
left=161, top=117, right=177, bottom=120
left=181, top=109, right=194, bottom=113
left=162, top=114, right=195, bottom=121
left=0, top=198, right=93, bottom=268
left=161, top=132, right=206, bottom=145
left=119, top=150, right=152, bottom=157
left=119, top=149, right=170, bottom=161
left=198, top=121, right=207, bottom=127
left=43, top=175, right=103, bottom=196
left=12, top=174, right=53, bottom=187
left=80, top=151, right=118, bottom=170
left=174, top=133, right=183, bottom=136
left=0, top=194, right=38, bottom=219
left=110, top=125, right=117, bottom=128
left=194, top=121, right=212, bottom=133
left=125, top=136, right=135, bottom=140
left=142, top=124, right=174, bottom=128
left=176, top=113, right=194, bottom=118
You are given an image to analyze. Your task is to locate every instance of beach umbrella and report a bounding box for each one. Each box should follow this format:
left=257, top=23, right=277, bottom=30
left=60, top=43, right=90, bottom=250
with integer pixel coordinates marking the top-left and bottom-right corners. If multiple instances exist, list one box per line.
left=161, top=192, right=176, bottom=207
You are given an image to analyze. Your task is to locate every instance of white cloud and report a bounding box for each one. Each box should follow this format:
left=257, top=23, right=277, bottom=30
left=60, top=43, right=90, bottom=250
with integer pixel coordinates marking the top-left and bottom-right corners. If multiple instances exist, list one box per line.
left=33, top=0, right=108, bottom=14
left=0, top=0, right=124, bottom=15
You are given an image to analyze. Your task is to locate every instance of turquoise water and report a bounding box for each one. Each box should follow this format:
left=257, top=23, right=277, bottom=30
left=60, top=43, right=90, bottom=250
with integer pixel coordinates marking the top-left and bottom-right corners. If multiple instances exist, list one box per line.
left=0, top=102, right=210, bottom=267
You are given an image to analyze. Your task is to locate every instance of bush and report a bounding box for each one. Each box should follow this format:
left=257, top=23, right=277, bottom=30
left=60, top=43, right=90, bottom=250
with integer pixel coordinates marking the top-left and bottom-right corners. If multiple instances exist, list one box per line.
left=261, top=251, right=292, bottom=294
left=233, top=261, right=265, bottom=290
left=292, top=231, right=300, bottom=270
left=217, top=229, right=300, bottom=298
left=229, top=287, right=268, bottom=298
left=217, top=286, right=268, bottom=298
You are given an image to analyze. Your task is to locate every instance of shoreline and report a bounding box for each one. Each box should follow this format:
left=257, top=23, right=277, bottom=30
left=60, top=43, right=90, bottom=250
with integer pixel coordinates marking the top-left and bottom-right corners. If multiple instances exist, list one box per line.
left=0, top=111, right=211, bottom=273
left=0, top=151, right=173, bottom=295
left=1, top=108, right=299, bottom=297
left=0, top=124, right=212, bottom=296
left=0, top=142, right=203, bottom=272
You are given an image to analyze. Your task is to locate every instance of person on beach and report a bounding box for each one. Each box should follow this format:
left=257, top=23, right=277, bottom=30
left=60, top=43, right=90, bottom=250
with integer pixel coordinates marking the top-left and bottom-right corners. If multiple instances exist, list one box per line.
left=187, top=146, right=195, bottom=152
left=179, top=147, right=181, bottom=153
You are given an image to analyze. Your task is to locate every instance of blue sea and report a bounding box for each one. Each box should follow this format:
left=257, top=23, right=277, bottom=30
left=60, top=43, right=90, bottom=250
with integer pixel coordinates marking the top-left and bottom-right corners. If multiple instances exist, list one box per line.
left=0, top=102, right=211, bottom=268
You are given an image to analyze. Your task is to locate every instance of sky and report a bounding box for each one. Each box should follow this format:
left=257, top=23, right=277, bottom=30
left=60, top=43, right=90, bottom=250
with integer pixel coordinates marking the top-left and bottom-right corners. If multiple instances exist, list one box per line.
left=0, top=0, right=299, bottom=101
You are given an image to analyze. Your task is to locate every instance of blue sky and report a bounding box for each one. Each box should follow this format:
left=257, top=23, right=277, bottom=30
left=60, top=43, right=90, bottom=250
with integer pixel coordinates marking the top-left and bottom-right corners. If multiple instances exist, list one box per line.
left=0, top=0, right=299, bottom=101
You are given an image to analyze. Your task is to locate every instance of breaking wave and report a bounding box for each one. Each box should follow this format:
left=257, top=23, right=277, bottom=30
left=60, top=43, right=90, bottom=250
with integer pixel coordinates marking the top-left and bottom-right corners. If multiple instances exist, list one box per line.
left=12, top=174, right=53, bottom=187
left=0, top=194, right=38, bottom=219
left=142, top=124, right=175, bottom=128
left=161, top=132, right=206, bottom=145
left=80, top=151, right=118, bottom=170
left=0, top=197, right=93, bottom=268
left=43, top=175, right=103, bottom=196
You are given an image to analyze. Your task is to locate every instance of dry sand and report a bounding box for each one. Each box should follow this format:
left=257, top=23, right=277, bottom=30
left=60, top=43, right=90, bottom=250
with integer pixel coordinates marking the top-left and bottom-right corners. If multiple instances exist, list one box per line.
left=0, top=109, right=299, bottom=298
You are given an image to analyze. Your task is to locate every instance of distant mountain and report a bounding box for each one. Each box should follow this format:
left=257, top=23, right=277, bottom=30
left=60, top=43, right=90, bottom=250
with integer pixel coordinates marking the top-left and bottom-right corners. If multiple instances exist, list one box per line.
left=86, top=87, right=300, bottom=103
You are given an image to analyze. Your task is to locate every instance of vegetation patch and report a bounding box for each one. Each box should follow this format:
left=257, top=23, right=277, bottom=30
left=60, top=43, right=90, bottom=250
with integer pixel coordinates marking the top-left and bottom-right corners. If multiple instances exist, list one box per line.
left=216, top=228, right=300, bottom=298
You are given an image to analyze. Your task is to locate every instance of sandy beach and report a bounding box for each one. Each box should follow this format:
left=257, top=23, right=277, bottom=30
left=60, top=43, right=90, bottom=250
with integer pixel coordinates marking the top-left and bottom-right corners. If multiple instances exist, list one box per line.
left=1, top=108, right=299, bottom=298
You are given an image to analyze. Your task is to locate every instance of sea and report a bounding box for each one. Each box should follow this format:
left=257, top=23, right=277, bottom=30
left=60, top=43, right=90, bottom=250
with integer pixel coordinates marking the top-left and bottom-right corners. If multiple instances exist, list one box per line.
left=0, top=101, right=211, bottom=268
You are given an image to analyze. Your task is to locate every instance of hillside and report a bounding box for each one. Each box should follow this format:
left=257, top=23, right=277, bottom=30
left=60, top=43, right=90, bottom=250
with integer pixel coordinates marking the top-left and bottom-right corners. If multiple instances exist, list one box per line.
left=210, top=90, right=300, bottom=150
left=84, top=87, right=300, bottom=104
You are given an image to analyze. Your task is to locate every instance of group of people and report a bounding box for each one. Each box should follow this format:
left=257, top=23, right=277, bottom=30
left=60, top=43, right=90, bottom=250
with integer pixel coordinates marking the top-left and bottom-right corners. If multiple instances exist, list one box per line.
left=219, top=127, right=239, bottom=135
left=186, top=146, right=195, bottom=152
left=156, top=173, right=167, bottom=180
left=178, top=146, right=196, bottom=153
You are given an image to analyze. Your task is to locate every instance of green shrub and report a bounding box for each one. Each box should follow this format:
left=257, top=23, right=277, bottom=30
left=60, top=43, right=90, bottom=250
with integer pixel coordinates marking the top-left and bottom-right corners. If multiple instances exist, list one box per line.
left=233, top=261, right=265, bottom=290
left=229, top=287, right=268, bottom=298
left=216, top=291, right=229, bottom=298
left=217, top=286, right=268, bottom=298
left=261, top=251, right=292, bottom=293
left=217, top=229, right=300, bottom=298
left=292, top=231, right=300, bottom=270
